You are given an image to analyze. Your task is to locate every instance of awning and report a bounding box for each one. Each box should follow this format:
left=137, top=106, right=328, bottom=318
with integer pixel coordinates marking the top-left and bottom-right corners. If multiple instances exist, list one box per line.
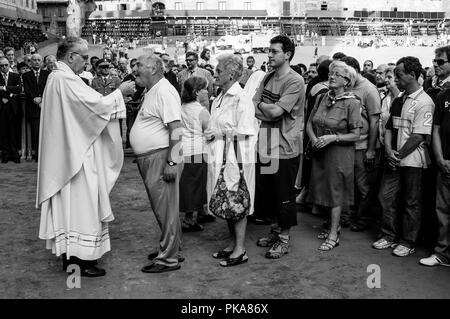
left=88, top=9, right=267, bottom=20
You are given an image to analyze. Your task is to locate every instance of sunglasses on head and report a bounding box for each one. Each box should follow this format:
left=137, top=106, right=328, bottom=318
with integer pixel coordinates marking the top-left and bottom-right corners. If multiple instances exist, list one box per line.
left=433, top=59, right=449, bottom=66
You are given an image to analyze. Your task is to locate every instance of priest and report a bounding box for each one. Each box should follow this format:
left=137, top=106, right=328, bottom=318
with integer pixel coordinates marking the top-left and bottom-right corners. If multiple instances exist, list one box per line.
left=36, top=37, right=135, bottom=277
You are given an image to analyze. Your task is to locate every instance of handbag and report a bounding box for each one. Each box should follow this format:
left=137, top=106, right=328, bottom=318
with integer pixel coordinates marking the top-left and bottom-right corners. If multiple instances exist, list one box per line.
left=209, top=137, right=251, bottom=222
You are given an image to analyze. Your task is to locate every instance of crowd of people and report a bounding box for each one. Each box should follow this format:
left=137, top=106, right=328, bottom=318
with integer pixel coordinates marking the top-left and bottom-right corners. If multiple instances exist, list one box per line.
left=4, top=33, right=449, bottom=277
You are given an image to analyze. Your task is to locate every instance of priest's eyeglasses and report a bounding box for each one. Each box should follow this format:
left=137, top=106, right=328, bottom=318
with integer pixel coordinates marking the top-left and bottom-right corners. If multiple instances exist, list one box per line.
left=71, top=52, right=89, bottom=61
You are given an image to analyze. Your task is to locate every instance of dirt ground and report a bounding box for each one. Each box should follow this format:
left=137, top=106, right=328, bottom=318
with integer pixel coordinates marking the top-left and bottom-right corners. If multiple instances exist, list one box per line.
left=0, top=157, right=449, bottom=299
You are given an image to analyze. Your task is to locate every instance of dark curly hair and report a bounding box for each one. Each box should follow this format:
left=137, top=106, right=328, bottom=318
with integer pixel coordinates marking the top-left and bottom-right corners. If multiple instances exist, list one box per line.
left=200, top=48, right=210, bottom=60
left=341, top=56, right=361, bottom=74
left=396, top=56, right=423, bottom=80
left=181, top=76, right=208, bottom=104
left=270, top=35, right=296, bottom=62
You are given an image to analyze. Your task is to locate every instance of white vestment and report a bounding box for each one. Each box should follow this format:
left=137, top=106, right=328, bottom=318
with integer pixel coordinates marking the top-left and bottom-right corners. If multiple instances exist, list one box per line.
left=37, top=62, right=125, bottom=260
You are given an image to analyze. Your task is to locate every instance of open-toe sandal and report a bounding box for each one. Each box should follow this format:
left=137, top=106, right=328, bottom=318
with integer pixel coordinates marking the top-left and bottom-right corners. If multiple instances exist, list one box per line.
left=212, top=250, right=233, bottom=259
left=219, top=252, right=248, bottom=267
left=319, top=237, right=340, bottom=251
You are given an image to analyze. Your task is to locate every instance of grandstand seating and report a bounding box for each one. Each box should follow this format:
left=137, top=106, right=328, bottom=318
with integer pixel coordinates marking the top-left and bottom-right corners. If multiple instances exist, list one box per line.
left=0, top=23, right=47, bottom=51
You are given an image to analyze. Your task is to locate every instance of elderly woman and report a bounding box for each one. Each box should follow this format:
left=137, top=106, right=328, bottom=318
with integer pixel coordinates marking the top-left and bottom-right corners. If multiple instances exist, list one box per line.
left=205, top=54, right=258, bottom=267
left=306, top=60, right=362, bottom=251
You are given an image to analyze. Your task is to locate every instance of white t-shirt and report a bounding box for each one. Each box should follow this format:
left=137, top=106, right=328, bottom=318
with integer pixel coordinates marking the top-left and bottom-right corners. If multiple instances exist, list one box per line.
left=181, top=101, right=207, bottom=156
left=130, top=78, right=182, bottom=155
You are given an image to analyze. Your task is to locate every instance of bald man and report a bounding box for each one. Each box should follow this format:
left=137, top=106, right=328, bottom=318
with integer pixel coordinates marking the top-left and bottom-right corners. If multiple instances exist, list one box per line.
left=22, top=53, right=50, bottom=161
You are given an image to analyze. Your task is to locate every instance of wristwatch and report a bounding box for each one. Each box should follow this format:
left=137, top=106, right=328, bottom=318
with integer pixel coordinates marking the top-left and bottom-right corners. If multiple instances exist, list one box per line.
left=167, top=160, right=177, bottom=166
left=335, top=134, right=340, bottom=143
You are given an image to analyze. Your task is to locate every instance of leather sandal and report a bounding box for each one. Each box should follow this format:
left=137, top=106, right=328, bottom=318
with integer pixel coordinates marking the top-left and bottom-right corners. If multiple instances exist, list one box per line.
left=318, top=237, right=340, bottom=251
left=212, top=250, right=233, bottom=259
left=219, top=252, right=248, bottom=267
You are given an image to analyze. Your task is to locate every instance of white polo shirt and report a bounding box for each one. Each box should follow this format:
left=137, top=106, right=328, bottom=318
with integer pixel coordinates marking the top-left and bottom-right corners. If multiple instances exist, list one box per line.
left=396, top=88, right=434, bottom=168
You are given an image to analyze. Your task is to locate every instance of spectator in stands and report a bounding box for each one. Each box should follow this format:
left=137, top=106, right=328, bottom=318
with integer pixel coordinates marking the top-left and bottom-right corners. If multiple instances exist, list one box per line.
left=0, top=57, right=21, bottom=163
left=363, top=60, right=374, bottom=75
left=91, top=59, right=121, bottom=96
left=160, top=53, right=181, bottom=94
left=22, top=54, right=50, bottom=162
left=374, top=56, right=434, bottom=257
left=44, top=55, right=57, bottom=72
left=307, top=61, right=362, bottom=251
left=4, top=47, right=17, bottom=73
left=332, top=52, right=346, bottom=61
left=178, top=52, right=214, bottom=110
left=341, top=56, right=382, bottom=232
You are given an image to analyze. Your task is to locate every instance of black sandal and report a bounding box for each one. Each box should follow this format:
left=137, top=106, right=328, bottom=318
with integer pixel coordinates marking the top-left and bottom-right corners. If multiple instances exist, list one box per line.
left=212, top=250, right=233, bottom=259
left=219, top=252, right=248, bottom=267
left=182, top=220, right=204, bottom=232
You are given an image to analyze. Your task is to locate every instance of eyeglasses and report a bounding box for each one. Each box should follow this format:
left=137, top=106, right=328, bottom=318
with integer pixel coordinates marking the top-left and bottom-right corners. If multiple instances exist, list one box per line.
left=364, top=64, right=372, bottom=67
left=0, top=64, right=9, bottom=67
left=162, top=59, right=170, bottom=63
left=329, top=72, right=350, bottom=81
left=71, top=52, right=89, bottom=61
left=185, top=59, right=196, bottom=62
left=433, top=59, right=449, bottom=66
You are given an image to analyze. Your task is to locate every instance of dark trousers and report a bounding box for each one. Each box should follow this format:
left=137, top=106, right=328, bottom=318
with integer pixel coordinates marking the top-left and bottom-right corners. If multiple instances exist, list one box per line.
left=0, top=104, right=19, bottom=159
left=27, top=117, right=40, bottom=157
left=351, top=149, right=382, bottom=226
left=434, top=172, right=450, bottom=262
left=378, top=166, right=423, bottom=248
left=254, top=155, right=300, bottom=229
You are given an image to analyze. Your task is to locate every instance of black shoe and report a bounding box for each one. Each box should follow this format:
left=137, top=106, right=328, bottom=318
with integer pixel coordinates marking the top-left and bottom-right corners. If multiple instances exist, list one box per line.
left=197, top=214, right=216, bottom=223
left=81, top=266, right=106, bottom=277
left=350, top=223, right=370, bottom=232
left=182, top=221, right=204, bottom=232
left=147, top=252, right=185, bottom=262
left=340, top=219, right=351, bottom=228
left=141, top=263, right=180, bottom=273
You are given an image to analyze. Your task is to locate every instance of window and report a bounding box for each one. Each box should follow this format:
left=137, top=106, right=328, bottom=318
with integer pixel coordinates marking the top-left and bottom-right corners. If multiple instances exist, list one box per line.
left=244, top=2, right=251, bottom=10
left=120, top=4, right=127, bottom=10
left=136, top=3, right=142, bottom=10
left=98, top=4, right=102, bottom=11
left=218, top=1, right=226, bottom=10
left=32, top=0, right=34, bottom=9
left=26, top=0, right=29, bottom=7
left=59, top=7, right=64, bottom=17
left=321, top=3, right=328, bottom=11
left=175, top=2, right=183, bottom=10
left=196, top=2, right=204, bottom=10
left=283, top=1, right=290, bottom=16
left=343, top=8, right=348, bottom=11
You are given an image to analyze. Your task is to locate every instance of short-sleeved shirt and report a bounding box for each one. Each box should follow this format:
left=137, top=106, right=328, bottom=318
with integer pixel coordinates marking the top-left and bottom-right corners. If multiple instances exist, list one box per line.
left=253, top=69, right=305, bottom=159
left=130, top=78, right=182, bottom=155
left=311, top=93, right=363, bottom=137
left=181, top=101, right=208, bottom=156
left=351, top=76, right=382, bottom=150
left=433, top=89, right=450, bottom=160
left=386, top=87, right=434, bottom=168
